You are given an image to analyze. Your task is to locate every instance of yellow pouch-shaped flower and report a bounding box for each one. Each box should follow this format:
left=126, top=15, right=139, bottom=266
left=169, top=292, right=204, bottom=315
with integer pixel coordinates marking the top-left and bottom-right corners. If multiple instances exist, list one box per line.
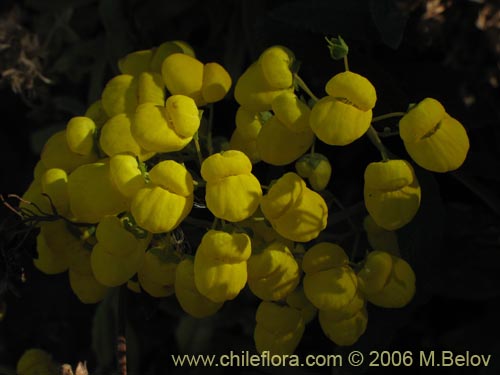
left=364, top=159, right=421, bottom=230
left=137, top=72, right=166, bottom=106
left=194, top=230, right=251, bottom=303
left=41, top=130, right=98, bottom=173
left=254, top=301, right=305, bottom=355
left=65, top=116, right=96, bottom=155
left=257, top=116, right=314, bottom=166
left=138, top=250, right=179, bottom=297
left=85, top=100, right=108, bottom=127
left=286, top=287, right=317, bottom=324
left=132, top=95, right=200, bottom=153
left=17, top=348, right=58, bottom=375
left=295, top=153, right=332, bottom=191
left=34, top=233, right=69, bottom=275
left=100, top=113, right=155, bottom=161
left=325, top=71, right=377, bottom=112
left=131, top=160, right=193, bottom=233
left=150, top=40, right=195, bottom=73
left=91, top=216, right=150, bottom=287
left=360, top=251, right=416, bottom=308
left=162, top=53, right=204, bottom=105
left=235, top=106, right=263, bottom=139
left=175, top=258, right=223, bottom=318
left=319, top=306, right=368, bottom=346
left=101, top=74, right=138, bottom=117
left=118, top=49, right=153, bottom=76
left=69, top=249, right=109, bottom=304
left=271, top=91, right=311, bottom=133
left=257, top=45, right=295, bottom=89
left=234, top=63, right=293, bottom=112
left=67, top=161, right=128, bottom=223
left=202, top=62, right=232, bottom=103
left=40, top=168, right=69, bottom=215
left=310, top=96, right=373, bottom=146
left=229, top=127, right=260, bottom=163
left=261, top=173, right=328, bottom=242
left=303, top=243, right=358, bottom=311
left=363, top=215, right=400, bottom=256
left=201, top=150, right=262, bottom=222
left=247, top=241, right=300, bottom=301
left=109, top=154, right=147, bottom=199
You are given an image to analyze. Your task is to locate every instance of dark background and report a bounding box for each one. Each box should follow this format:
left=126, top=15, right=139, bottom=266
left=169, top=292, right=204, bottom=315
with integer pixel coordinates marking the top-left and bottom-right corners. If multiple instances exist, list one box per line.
left=1, top=0, right=500, bottom=374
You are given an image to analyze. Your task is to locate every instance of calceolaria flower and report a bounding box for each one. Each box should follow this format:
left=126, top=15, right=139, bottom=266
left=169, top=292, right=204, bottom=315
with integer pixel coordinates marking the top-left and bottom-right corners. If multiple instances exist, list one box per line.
left=201, top=150, right=262, bottom=222
left=234, top=46, right=295, bottom=112
left=138, top=250, right=179, bottom=297
left=254, top=301, right=305, bottom=356
left=69, top=249, right=109, bottom=304
left=131, top=160, right=194, bottom=233
left=295, top=153, right=332, bottom=191
left=363, top=159, right=421, bottom=230
left=310, top=71, right=377, bottom=146
left=357, top=250, right=416, bottom=308
left=16, top=349, right=59, bottom=375
left=399, top=97, right=469, bottom=172
left=175, top=257, right=223, bottom=318
left=260, top=172, right=328, bottom=242
left=194, top=230, right=251, bottom=303
left=247, top=241, right=301, bottom=301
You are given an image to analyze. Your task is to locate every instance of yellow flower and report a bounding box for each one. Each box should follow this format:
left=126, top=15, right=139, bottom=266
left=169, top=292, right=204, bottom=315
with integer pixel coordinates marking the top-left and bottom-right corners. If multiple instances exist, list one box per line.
left=201, top=150, right=262, bottom=222
left=295, top=153, right=332, bottom=191
left=69, top=249, right=109, bottom=304
left=364, top=159, right=421, bottom=230
left=67, top=161, right=128, bottom=223
left=138, top=250, right=179, bottom=297
left=84, top=100, right=108, bottom=127
left=363, top=215, right=400, bottom=256
left=131, top=160, right=194, bottom=233
left=150, top=40, right=195, bottom=73
left=271, top=91, right=311, bottom=133
left=310, top=71, right=376, bottom=146
left=161, top=53, right=204, bottom=105
left=254, top=301, right=305, bottom=355
left=132, top=95, right=200, bottom=153
left=234, top=45, right=295, bottom=111
left=40, top=168, right=69, bottom=215
left=101, top=74, right=138, bottom=117
left=17, top=348, right=58, bottom=375
left=229, top=107, right=264, bottom=163
left=65, top=116, right=96, bottom=156
left=109, top=154, right=147, bottom=199
left=302, top=242, right=358, bottom=311
left=318, top=306, right=368, bottom=346
left=137, top=72, right=166, bottom=106
left=260, top=172, right=328, bottom=242
left=99, top=113, right=155, bottom=161
left=194, top=230, right=251, bottom=303
left=256, top=116, right=314, bottom=166
left=285, top=287, right=317, bottom=324
left=41, top=130, right=97, bottom=173
left=91, top=215, right=150, bottom=287
left=357, top=250, right=416, bottom=308
left=247, top=241, right=300, bottom=301
left=202, top=62, right=232, bottom=103
left=118, top=49, right=153, bottom=76
left=399, top=98, right=469, bottom=172
left=175, top=257, right=223, bottom=318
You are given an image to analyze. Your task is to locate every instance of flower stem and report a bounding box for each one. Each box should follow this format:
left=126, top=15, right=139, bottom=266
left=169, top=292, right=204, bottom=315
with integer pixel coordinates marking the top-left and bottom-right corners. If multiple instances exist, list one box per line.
left=294, top=74, right=320, bottom=103
left=343, top=55, right=349, bottom=72
left=207, top=103, right=214, bottom=156
left=193, top=132, right=203, bottom=166
left=372, top=112, right=406, bottom=123
left=366, top=126, right=389, bottom=161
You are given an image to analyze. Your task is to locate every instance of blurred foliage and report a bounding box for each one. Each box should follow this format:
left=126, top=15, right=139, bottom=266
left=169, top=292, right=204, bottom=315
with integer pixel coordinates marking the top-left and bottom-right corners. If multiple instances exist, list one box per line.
left=1, top=0, right=500, bottom=374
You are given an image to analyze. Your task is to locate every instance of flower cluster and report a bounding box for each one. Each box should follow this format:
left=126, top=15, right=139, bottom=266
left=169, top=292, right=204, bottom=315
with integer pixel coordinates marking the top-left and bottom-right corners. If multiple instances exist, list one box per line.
left=18, top=37, right=469, bottom=358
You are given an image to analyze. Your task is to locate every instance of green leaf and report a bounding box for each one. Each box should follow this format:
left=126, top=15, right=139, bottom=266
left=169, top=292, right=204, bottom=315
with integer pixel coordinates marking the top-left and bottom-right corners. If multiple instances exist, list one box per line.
left=369, top=0, right=409, bottom=49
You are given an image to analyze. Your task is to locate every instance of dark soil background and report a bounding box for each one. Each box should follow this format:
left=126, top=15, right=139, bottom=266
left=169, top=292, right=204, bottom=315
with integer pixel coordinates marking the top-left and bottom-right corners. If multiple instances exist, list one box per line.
left=1, top=0, right=500, bottom=374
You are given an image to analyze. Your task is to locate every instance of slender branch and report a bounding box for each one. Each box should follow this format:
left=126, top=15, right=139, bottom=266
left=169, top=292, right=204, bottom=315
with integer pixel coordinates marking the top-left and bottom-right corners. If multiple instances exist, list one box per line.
left=193, top=132, right=203, bottom=166
left=207, top=103, right=215, bottom=156
left=372, top=112, right=406, bottom=123
left=366, top=126, right=389, bottom=161
left=294, top=74, right=320, bottom=102
left=343, top=55, right=349, bottom=72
